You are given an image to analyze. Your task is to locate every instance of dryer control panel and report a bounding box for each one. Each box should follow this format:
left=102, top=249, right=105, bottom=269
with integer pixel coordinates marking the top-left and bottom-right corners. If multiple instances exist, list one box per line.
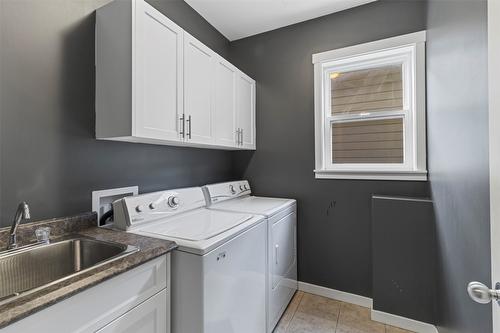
left=203, top=180, right=251, bottom=205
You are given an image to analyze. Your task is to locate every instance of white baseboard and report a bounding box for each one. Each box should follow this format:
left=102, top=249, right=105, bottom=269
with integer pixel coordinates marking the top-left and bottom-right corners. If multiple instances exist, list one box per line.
left=371, top=309, right=438, bottom=333
left=298, top=281, right=438, bottom=333
left=297, top=281, right=373, bottom=308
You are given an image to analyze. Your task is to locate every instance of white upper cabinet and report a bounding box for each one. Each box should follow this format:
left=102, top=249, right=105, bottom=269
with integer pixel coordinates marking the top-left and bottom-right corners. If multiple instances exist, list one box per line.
left=95, top=0, right=256, bottom=150
left=236, top=73, right=256, bottom=149
left=134, top=1, right=183, bottom=142
left=183, top=33, right=215, bottom=145
left=214, top=57, right=238, bottom=147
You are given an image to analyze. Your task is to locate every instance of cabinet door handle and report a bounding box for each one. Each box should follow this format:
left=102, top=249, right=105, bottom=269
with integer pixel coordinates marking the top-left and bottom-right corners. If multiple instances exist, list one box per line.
left=187, top=115, right=192, bottom=139
left=236, top=128, right=240, bottom=145
left=180, top=114, right=185, bottom=138
left=240, top=128, right=244, bottom=146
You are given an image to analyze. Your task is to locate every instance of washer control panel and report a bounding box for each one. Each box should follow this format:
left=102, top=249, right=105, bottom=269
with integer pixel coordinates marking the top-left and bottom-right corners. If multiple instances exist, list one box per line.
left=113, top=187, right=205, bottom=230
left=203, top=180, right=251, bottom=205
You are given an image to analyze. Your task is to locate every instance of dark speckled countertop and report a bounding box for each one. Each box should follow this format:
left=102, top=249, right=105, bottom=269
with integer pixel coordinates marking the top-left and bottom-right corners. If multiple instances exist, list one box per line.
left=0, top=212, right=177, bottom=328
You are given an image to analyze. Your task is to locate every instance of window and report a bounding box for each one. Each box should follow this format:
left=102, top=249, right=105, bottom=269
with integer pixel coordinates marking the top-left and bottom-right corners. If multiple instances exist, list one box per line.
left=313, top=32, right=427, bottom=181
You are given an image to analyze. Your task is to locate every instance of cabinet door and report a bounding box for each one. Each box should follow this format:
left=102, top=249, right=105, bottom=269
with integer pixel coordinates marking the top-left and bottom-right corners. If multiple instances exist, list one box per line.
left=134, top=1, right=183, bottom=142
left=96, top=289, right=169, bottom=333
left=184, top=33, right=215, bottom=145
left=214, top=57, right=238, bottom=147
left=236, top=73, right=256, bottom=149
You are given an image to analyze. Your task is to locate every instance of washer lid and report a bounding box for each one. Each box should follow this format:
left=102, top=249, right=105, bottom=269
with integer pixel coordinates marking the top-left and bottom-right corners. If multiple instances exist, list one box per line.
left=211, top=196, right=296, bottom=217
left=137, top=209, right=254, bottom=241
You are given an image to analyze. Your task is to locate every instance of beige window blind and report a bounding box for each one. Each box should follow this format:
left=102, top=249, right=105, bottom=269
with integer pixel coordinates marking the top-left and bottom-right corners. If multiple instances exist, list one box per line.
left=330, top=65, right=403, bottom=116
left=330, top=64, right=404, bottom=164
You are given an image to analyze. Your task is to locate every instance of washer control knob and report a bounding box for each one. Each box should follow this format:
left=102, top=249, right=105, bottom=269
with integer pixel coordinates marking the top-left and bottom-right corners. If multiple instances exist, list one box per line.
left=168, top=196, right=180, bottom=208
left=229, top=185, right=236, bottom=194
left=136, top=205, right=145, bottom=213
left=240, top=185, right=244, bottom=191
left=149, top=202, right=157, bottom=210
left=244, top=184, right=249, bottom=190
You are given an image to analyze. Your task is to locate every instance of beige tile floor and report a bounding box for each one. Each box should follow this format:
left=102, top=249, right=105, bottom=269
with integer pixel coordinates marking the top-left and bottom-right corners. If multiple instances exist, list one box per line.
left=274, top=291, right=415, bottom=333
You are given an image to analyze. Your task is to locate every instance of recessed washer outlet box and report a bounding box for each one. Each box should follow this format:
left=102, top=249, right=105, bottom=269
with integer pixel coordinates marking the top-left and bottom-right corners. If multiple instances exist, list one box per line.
left=92, top=186, right=139, bottom=226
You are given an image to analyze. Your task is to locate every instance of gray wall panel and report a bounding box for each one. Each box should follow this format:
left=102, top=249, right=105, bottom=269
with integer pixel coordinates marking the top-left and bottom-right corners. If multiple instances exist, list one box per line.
left=426, top=1, right=492, bottom=332
left=372, top=195, right=436, bottom=324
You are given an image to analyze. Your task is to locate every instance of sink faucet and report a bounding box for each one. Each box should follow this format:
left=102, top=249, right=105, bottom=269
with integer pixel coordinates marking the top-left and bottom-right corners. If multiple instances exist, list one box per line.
left=7, top=202, right=30, bottom=249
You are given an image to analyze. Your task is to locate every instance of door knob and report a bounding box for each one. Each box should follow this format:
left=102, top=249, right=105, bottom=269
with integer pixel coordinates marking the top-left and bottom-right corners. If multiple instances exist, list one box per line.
left=467, top=281, right=500, bottom=304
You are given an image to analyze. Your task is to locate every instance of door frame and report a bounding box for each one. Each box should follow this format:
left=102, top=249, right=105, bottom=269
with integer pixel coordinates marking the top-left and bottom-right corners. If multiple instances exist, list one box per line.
left=489, top=0, right=500, bottom=331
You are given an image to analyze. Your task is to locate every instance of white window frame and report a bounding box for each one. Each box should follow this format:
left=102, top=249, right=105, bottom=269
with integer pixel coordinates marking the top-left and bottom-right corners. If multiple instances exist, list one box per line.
left=313, top=31, right=427, bottom=181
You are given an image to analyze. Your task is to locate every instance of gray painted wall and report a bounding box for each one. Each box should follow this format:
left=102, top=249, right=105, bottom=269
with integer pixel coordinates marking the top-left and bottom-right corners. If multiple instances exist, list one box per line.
left=0, top=0, right=232, bottom=226
left=426, top=1, right=492, bottom=332
left=1, top=2, right=492, bottom=331
left=229, top=0, right=429, bottom=297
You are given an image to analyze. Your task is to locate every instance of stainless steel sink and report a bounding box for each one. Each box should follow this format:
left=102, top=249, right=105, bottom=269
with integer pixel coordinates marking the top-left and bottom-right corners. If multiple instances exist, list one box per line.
left=0, top=236, right=138, bottom=304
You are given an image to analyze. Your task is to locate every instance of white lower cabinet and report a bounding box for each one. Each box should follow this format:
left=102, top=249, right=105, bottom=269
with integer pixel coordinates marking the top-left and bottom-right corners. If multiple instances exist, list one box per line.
left=96, top=0, right=256, bottom=150
left=1, top=255, right=170, bottom=333
left=96, top=290, right=168, bottom=333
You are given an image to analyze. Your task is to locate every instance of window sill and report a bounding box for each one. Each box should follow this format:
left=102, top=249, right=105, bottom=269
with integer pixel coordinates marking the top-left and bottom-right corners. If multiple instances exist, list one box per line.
left=314, top=169, right=428, bottom=181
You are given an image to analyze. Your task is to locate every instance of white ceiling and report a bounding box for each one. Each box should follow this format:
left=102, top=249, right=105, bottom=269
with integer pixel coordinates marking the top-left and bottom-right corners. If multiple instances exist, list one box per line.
left=184, top=0, right=377, bottom=41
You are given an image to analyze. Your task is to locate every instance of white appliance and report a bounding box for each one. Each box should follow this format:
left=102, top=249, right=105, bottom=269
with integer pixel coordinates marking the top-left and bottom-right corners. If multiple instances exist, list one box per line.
left=202, top=180, right=297, bottom=332
left=112, top=186, right=267, bottom=333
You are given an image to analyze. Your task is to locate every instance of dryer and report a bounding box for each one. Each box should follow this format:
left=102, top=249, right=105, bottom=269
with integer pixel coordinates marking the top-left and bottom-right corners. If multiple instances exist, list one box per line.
left=203, top=180, right=297, bottom=332
left=113, top=186, right=267, bottom=333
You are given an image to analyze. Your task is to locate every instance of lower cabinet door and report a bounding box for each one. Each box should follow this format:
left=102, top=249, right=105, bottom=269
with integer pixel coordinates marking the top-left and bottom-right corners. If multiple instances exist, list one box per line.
left=96, top=289, right=169, bottom=333
left=0, top=255, right=168, bottom=333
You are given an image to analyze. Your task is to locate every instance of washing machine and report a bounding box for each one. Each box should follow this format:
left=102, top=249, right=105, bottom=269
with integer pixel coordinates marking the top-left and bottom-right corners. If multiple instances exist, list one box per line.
left=113, top=186, right=267, bottom=333
left=203, top=180, right=297, bottom=332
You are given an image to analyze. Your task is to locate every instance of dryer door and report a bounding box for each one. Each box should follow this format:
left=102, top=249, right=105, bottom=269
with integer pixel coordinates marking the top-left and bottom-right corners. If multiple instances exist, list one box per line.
left=269, top=210, right=297, bottom=331
left=271, top=211, right=297, bottom=289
